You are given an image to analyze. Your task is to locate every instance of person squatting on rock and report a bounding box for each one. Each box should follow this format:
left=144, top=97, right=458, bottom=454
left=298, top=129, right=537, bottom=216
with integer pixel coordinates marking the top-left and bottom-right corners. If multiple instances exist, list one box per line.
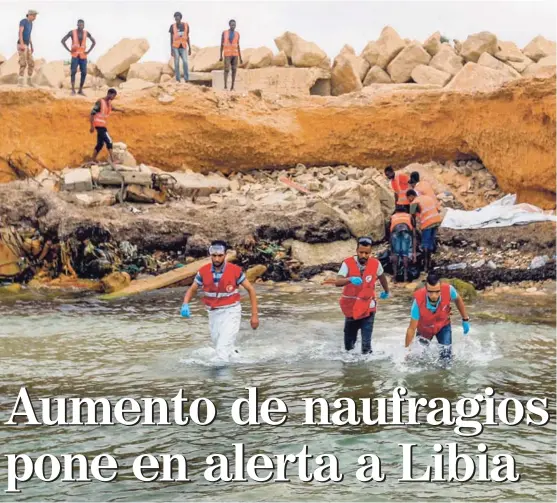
left=388, top=206, right=416, bottom=283
left=17, top=9, right=38, bottom=86
left=181, top=241, right=259, bottom=359
left=220, top=19, right=243, bottom=91
left=407, top=189, right=442, bottom=272
left=90, top=88, right=124, bottom=163
left=61, top=19, right=96, bottom=95
left=169, top=11, right=191, bottom=83
left=384, top=165, right=410, bottom=212
left=405, top=272, right=470, bottom=364
left=335, top=237, right=391, bottom=354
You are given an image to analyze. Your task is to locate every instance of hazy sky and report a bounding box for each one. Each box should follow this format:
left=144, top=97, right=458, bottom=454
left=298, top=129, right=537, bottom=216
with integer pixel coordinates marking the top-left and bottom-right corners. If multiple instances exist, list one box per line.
left=1, top=0, right=555, bottom=63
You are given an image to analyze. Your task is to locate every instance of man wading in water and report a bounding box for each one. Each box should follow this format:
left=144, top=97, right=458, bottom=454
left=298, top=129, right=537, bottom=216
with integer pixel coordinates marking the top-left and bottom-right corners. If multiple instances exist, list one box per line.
left=335, top=237, right=390, bottom=354
left=181, top=241, right=259, bottom=358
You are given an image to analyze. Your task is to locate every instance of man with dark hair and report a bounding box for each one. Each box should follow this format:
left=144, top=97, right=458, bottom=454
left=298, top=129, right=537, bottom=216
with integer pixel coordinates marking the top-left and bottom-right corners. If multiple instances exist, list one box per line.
left=335, top=237, right=390, bottom=354
left=181, top=240, right=259, bottom=359
left=388, top=205, right=416, bottom=282
left=62, top=19, right=96, bottom=95
left=17, top=9, right=38, bottom=86
left=219, top=19, right=243, bottom=91
left=406, top=189, right=442, bottom=272
left=405, top=272, right=470, bottom=364
left=409, top=171, right=439, bottom=207
left=384, top=166, right=410, bottom=211
left=169, top=11, right=191, bottom=82
left=90, top=89, right=124, bottom=163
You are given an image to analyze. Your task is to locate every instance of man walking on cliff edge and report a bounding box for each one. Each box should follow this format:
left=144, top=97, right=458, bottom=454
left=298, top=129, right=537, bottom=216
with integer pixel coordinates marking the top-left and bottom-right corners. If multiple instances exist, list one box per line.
left=90, top=88, right=124, bottom=163
left=61, top=19, right=96, bottom=95
left=219, top=19, right=243, bottom=91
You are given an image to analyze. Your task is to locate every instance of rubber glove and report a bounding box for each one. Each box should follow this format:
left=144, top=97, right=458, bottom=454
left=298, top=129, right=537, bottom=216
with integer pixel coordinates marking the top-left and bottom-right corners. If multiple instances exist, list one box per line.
left=462, top=320, right=470, bottom=335
left=379, top=291, right=389, bottom=300
left=180, top=303, right=191, bottom=318
left=349, top=277, right=363, bottom=286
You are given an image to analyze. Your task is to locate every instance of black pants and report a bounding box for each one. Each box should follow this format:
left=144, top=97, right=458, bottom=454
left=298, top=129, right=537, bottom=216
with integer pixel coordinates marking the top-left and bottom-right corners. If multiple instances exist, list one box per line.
left=95, top=127, right=113, bottom=152
left=344, top=313, right=375, bottom=354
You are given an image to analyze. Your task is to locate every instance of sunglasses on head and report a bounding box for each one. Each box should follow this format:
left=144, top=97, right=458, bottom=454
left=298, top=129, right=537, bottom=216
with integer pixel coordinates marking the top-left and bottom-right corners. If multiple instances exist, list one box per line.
left=358, top=238, right=372, bottom=246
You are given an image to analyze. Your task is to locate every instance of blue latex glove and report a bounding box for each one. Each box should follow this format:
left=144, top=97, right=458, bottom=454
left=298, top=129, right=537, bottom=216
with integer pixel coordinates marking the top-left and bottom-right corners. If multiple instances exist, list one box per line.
left=180, top=303, right=191, bottom=318
left=349, top=276, right=363, bottom=286
left=379, top=291, right=389, bottom=300
left=462, top=320, right=470, bottom=335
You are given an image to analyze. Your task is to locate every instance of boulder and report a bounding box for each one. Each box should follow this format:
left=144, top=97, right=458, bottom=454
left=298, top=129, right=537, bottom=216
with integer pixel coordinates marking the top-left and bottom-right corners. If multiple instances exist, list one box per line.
left=460, top=32, right=498, bottom=62
left=61, top=75, right=103, bottom=90
left=494, top=41, right=528, bottom=63
left=113, top=146, right=137, bottom=167
left=477, top=52, right=521, bottom=79
left=331, top=53, right=362, bottom=95
left=363, top=65, right=392, bottom=85
left=127, top=62, right=164, bottom=82
left=191, top=46, right=223, bottom=72
left=387, top=43, right=431, bottom=83
left=446, top=62, right=515, bottom=92
left=453, top=39, right=462, bottom=55
left=160, top=74, right=172, bottom=83
left=274, top=32, right=295, bottom=60
left=101, top=272, right=131, bottom=293
left=245, top=265, right=267, bottom=282
left=423, top=31, right=442, bottom=56
left=31, top=60, right=65, bottom=88
left=0, top=53, right=20, bottom=84
left=523, top=35, right=556, bottom=62
left=376, top=26, right=406, bottom=69
left=360, top=41, right=380, bottom=66
left=73, top=190, right=118, bottom=208
left=119, top=78, right=156, bottom=91
left=96, top=38, right=150, bottom=80
left=429, top=46, right=464, bottom=76
left=62, top=168, right=93, bottom=192
left=341, top=45, right=370, bottom=81
left=507, top=57, right=533, bottom=74
left=272, top=51, right=288, bottom=67
left=0, top=53, right=6, bottom=66
left=239, top=48, right=255, bottom=69
left=291, top=36, right=328, bottom=68
left=522, top=55, right=556, bottom=78
left=246, top=47, right=273, bottom=69
left=411, top=64, right=452, bottom=86
left=285, top=239, right=357, bottom=267
left=163, top=58, right=175, bottom=76
left=172, top=171, right=230, bottom=197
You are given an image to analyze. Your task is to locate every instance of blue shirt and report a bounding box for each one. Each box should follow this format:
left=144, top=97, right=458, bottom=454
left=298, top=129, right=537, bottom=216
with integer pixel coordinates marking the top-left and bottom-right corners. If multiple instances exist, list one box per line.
left=411, top=286, right=458, bottom=321
left=228, top=30, right=236, bottom=44
left=195, top=263, right=245, bottom=287
left=19, top=18, right=33, bottom=45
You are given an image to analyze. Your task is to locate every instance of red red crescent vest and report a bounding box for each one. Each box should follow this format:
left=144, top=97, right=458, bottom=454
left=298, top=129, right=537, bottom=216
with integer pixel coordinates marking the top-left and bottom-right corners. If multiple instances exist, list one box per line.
left=414, top=283, right=452, bottom=339
left=339, top=257, right=379, bottom=320
left=199, top=262, right=242, bottom=309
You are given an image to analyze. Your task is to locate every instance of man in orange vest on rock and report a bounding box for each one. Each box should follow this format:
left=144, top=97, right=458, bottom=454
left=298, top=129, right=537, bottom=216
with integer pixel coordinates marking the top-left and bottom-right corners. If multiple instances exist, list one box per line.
left=335, top=237, right=390, bottom=354
left=61, top=19, right=96, bottom=95
left=169, top=12, right=191, bottom=83
left=405, top=272, right=470, bottom=364
left=219, top=19, right=243, bottom=91
left=384, top=166, right=410, bottom=211
left=181, top=240, right=259, bottom=359
left=409, top=171, right=440, bottom=208
left=407, top=189, right=443, bottom=273
left=388, top=206, right=416, bottom=283
left=90, top=89, right=124, bottom=163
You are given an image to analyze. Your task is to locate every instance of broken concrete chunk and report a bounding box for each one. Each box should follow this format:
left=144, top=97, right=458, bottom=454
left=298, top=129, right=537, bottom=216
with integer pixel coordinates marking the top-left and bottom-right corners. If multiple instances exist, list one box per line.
left=62, top=168, right=93, bottom=192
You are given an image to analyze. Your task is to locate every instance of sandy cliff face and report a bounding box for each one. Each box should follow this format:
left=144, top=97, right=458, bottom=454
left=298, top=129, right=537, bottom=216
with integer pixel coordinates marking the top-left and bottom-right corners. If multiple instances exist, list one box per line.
left=0, top=76, right=555, bottom=207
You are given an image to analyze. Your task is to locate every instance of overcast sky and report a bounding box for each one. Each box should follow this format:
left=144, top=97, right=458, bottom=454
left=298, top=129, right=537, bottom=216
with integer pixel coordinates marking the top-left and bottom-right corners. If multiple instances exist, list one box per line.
left=1, top=0, right=555, bottom=63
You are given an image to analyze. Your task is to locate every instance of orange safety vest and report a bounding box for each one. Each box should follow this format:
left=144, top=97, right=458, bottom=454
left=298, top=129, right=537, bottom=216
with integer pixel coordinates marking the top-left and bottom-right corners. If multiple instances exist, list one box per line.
left=92, top=98, right=112, bottom=128
left=199, top=262, right=242, bottom=309
left=223, top=30, right=240, bottom=57
left=172, top=23, right=189, bottom=49
left=414, top=284, right=451, bottom=339
left=390, top=212, right=413, bottom=232
left=415, top=195, right=442, bottom=230
left=339, top=257, right=379, bottom=320
left=391, top=173, right=410, bottom=206
left=71, top=29, right=88, bottom=59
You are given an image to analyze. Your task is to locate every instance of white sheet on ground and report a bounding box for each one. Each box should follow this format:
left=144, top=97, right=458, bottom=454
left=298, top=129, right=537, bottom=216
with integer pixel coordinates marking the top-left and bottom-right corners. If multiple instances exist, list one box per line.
left=440, top=194, right=557, bottom=230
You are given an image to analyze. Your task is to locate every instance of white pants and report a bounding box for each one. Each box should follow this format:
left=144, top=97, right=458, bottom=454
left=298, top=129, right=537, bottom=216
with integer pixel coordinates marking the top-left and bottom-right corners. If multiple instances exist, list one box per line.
left=208, top=303, right=242, bottom=359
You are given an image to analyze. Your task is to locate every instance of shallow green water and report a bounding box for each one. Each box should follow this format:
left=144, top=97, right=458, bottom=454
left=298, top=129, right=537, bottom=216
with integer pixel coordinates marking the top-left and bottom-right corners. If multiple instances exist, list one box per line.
left=0, top=286, right=555, bottom=501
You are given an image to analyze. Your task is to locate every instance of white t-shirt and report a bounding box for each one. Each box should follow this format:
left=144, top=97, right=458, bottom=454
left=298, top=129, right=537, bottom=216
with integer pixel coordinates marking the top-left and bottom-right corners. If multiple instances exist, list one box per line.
left=338, top=257, right=384, bottom=277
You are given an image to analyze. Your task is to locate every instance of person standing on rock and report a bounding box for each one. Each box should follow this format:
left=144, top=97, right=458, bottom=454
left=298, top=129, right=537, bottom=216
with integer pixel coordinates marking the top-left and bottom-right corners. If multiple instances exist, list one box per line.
left=384, top=166, right=410, bottom=211
left=389, top=206, right=416, bottom=282
left=17, top=9, right=38, bottom=86
left=406, top=189, right=442, bottom=273
left=181, top=241, right=259, bottom=359
left=90, top=88, right=124, bottom=163
left=169, top=11, right=191, bottom=83
left=61, top=19, right=96, bottom=95
left=405, top=272, right=470, bottom=365
left=409, top=171, right=440, bottom=209
left=219, top=19, right=243, bottom=91
left=335, top=237, right=390, bottom=354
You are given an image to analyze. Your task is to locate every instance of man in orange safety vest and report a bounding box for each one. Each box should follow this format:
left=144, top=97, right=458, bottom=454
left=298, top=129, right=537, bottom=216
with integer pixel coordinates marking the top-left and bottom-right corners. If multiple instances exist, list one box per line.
left=61, top=19, right=96, bottom=95
left=219, top=19, right=243, bottom=91
left=90, top=88, right=125, bottom=163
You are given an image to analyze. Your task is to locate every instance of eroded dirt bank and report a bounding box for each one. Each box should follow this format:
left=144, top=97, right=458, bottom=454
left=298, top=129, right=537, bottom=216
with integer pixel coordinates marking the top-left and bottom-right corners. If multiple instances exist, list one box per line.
left=1, top=76, right=555, bottom=208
